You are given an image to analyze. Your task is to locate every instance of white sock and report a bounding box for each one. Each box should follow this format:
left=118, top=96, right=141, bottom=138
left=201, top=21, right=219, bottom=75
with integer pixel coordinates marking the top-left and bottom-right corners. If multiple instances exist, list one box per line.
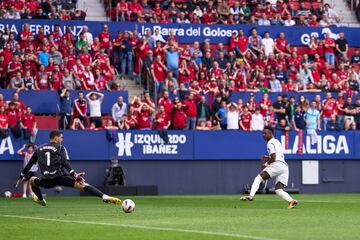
left=102, top=194, right=109, bottom=199
left=275, top=189, right=293, bottom=202
left=249, top=175, right=263, bottom=197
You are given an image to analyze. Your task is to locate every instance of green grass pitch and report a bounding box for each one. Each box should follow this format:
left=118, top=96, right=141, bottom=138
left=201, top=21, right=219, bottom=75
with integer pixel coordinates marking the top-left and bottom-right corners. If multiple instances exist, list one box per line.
left=1, top=194, right=360, bottom=240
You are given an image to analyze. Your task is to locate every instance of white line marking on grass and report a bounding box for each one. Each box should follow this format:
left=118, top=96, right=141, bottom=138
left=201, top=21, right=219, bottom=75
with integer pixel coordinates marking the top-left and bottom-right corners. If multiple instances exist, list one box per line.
left=0, top=214, right=278, bottom=240
left=257, top=199, right=360, bottom=204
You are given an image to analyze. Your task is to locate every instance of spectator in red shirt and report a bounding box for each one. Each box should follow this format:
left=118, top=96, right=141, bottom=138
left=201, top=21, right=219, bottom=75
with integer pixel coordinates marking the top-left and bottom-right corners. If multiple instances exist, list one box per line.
left=274, top=32, right=291, bottom=57
left=158, top=90, right=174, bottom=116
left=322, top=92, right=336, bottom=130
left=260, top=92, right=272, bottom=116
left=151, top=55, right=167, bottom=97
left=324, top=32, right=336, bottom=66
left=127, top=105, right=138, bottom=129
left=183, top=93, right=197, bottom=130
left=20, top=106, right=37, bottom=143
left=73, top=91, right=87, bottom=127
left=172, top=100, right=187, bottom=130
left=98, top=25, right=112, bottom=52
left=240, top=105, right=252, bottom=131
left=153, top=105, right=170, bottom=130
left=6, top=102, right=21, bottom=137
left=137, top=102, right=154, bottom=130
left=12, top=92, right=27, bottom=111
left=50, top=64, right=63, bottom=90
left=117, top=0, right=129, bottom=21
left=246, top=93, right=259, bottom=114
left=79, top=46, right=92, bottom=67
left=0, top=106, right=9, bottom=139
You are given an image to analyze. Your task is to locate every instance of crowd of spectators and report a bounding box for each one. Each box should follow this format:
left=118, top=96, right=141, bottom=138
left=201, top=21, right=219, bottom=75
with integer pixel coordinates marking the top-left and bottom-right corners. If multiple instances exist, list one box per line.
left=0, top=92, right=38, bottom=142
left=0, top=24, right=125, bottom=91
left=58, top=87, right=360, bottom=132
left=0, top=0, right=86, bottom=20
left=110, top=0, right=341, bottom=27
left=0, top=17, right=359, bottom=132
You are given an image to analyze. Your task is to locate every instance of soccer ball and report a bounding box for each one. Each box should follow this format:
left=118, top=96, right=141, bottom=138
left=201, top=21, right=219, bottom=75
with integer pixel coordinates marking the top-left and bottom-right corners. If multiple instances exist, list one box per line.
left=121, top=199, right=135, bottom=213
left=4, top=191, right=12, bottom=198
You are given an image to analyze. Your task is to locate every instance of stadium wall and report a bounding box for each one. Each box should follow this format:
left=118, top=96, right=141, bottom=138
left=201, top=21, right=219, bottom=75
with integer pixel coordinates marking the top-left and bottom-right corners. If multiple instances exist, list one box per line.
left=0, top=130, right=359, bottom=195
left=1, top=160, right=359, bottom=195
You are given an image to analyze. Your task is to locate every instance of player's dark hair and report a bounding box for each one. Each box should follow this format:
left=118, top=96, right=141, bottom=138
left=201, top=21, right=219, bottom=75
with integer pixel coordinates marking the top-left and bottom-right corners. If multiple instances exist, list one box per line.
left=50, top=130, right=63, bottom=140
left=264, top=126, right=274, bottom=133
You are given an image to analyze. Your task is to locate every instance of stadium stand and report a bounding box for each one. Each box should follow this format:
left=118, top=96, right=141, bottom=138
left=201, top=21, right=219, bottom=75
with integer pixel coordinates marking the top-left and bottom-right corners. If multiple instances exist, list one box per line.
left=0, top=1, right=359, bottom=133
left=104, top=0, right=336, bottom=25
left=0, top=0, right=86, bottom=20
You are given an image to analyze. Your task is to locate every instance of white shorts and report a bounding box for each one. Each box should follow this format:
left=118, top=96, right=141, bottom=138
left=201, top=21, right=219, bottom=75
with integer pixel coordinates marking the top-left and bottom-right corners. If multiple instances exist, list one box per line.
left=263, top=161, right=289, bottom=187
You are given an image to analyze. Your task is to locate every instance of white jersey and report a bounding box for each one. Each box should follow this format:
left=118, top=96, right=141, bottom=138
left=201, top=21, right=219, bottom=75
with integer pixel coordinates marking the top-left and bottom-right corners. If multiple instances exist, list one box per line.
left=267, top=137, right=285, bottom=163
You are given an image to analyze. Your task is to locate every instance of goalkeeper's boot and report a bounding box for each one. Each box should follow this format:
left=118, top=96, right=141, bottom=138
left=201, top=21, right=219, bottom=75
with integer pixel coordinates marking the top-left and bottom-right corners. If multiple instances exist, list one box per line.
left=240, top=195, right=254, bottom=201
left=287, top=200, right=298, bottom=209
left=32, top=194, right=47, bottom=207
left=102, top=195, right=122, bottom=205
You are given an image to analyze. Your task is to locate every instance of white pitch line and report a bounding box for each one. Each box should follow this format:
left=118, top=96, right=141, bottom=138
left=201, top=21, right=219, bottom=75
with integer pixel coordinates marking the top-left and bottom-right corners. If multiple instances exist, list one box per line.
left=0, top=214, right=278, bottom=240
left=256, top=199, right=360, bottom=204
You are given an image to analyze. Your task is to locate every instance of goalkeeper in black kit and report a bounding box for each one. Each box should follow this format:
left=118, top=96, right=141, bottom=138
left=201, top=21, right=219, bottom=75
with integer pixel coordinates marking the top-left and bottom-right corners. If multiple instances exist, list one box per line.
left=15, top=130, right=122, bottom=206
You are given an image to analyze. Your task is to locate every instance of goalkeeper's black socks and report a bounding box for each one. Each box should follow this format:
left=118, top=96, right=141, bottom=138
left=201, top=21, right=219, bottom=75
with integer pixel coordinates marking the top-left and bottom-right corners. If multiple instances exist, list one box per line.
left=31, top=186, right=44, bottom=201
left=84, top=185, right=105, bottom=198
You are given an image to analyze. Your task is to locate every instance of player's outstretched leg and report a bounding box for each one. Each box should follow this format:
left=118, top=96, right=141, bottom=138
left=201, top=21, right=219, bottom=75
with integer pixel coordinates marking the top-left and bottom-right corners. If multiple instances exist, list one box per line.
left=275, top=182, right=298, bottom=209
left=241, top=172, right=269, bottom=201
left=29, top=177, right=47, bottom=207
left=75, top=182, right=122, bottom=205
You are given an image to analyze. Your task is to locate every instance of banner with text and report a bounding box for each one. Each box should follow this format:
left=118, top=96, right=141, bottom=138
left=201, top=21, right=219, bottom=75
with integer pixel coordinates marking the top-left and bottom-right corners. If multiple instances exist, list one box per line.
left=0, top=130, right=358, bottom=161
left=1, top=19, right=360, bottom=46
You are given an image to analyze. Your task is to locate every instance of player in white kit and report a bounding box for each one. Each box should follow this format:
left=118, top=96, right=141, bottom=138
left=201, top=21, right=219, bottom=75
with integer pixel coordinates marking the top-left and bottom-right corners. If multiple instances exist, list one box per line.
left=240, top=126, right=298, bottom=209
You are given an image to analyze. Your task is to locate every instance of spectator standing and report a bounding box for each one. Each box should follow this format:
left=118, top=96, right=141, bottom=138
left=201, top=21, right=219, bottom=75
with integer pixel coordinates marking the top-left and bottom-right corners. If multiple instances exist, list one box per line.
left=322, top=92, right=336, bottom=130
left=121, top=31, right=134, bottom=80
left=196, top=96, right=211, bottom=123
left=273, top=94, right=286, bottom=122
left=20, top=107, right=37, bottom=143
left=183, top=93, right=197, bottom=130
left=251, top=108, right=264, bottom=131
left=215, top=100, right=228, bottom=130
left=324, top=33, right=336, bottom=66
left=153, top=105, right=170, bottom=130
left=227, top=102, right=240, bottom=130
left=137, top=103, right=154, bottom=130
left=38, top=46, right=50, bottom=66
left=112, top=96, right=127, bottom=126
left=17, top=144, right=37, bottom=198
left=335, top=32, right=348, bottom=60
left=158, top=90, right=174, bottom=117
left=0, top=106, right=9, bottom=139
left=73, top=91, right=87, bottom=127
left=327, top=115, right=341, bottom=131
left=86, top=91, right=104, bottom=128
left=261, top=31, right=274, bottom=57
left=151, top=55, right=167, bottom=97
left=240, top=105, right=252, bottom=131
left=59, top=89, right=72, bottom=129
left=292, top=105, right=306, bottom=132
left=305, top=101, right=321, bottom=144
left=165, top=44, right=182, bottom=78
left=82, top=26, right=94, bottom=51
left=172, top=100, right=187, bottom=130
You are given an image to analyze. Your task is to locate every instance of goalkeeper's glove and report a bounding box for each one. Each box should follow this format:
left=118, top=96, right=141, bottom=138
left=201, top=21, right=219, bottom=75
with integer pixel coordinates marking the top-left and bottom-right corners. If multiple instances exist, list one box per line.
left=70, top=171, right=86, bottom=184
left=14, top=173, right=25, bottom=187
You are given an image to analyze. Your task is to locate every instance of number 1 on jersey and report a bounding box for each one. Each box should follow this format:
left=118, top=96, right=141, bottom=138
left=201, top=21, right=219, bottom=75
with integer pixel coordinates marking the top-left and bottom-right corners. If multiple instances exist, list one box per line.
left=45, top=152, right=51, bottom=166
